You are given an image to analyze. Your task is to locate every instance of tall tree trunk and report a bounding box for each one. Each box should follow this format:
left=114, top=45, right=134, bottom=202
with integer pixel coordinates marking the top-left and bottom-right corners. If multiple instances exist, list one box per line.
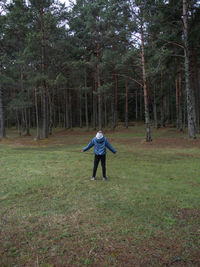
left=153, top=85, right=158, bottom=128
left=111, top=94, right=115, bottom=130
left=112, top=43, right=118, bottom=129
left=178, top=71, right=183, bottom=131
left=24, top=108, right=30, bottom=135
left=79, top=90, right=82, bottom=128
left=160, top=98, right=164, bottom=127
left=40, top=4, right=48, bottom=138
left=140, top=91, right=143, bottom=120
left=69, top=81, right=72, bottom=128
left=140, top=16, right=152, bottom=141
left=97, top=71, right=102, bottom=130
left=160, top=74, right=166, bottom=128
left=125, top=79, right=128, bottom=128
left=97, top=42, right=102, bottom=130
left=84, top=90, right=89, bottom=131
left=191, top=48, right=199, bottom=132
left=93, top=76, right=97, bottom=130
left=42, top=92, right=48, bottom=137
left=58, top=106, right=61, bottom=126
left=114, top=73, right=118, bottom=128
left=84, top=68, right=89, bottom=131
left=65, top=87, right=69, bottom=129
left=35, top=88, right=40, bottom=140
left=28, top=102, right=31, bottom=130
left=104, top=96, right=107, bottom=129
left=135, top=91, right=138, bottom=121
left=183, top=0, right=196, bottom=138
left=48, top=92, right=52, bottom=135
left=183, top=91, right=187, bottom=130
left=0, top=83, right=5, bottom=139
left=22, top=108, right=25, bottom=132
left=111, top=72, right=118, bottom=129
left=151, top=33, right=157, bottom=128
left=175, top=77, right=179, bottom=128
left=16, top=109, right=21, bottom=136
left=21, top=69, right=30, bottom=136
left=161, top=95, right=167, bottom=127
left=0, top=43, right=5, bottom=138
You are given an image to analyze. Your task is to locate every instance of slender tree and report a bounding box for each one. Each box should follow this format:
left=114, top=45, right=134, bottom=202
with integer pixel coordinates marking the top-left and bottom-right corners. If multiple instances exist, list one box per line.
left=183, top=0, right=196, bottom=139
left=0, top=42, right=5, bottom=138
left=140, top=13, right=152, bottom=141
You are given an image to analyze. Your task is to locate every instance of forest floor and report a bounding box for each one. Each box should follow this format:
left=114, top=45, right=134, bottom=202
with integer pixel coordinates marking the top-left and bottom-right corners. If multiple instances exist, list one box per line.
left=0, top=125, right=200, bottom=267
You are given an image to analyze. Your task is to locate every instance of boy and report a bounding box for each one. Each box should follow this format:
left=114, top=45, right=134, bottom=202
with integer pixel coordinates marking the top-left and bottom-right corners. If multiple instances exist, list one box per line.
left=82, top=131, right=117, bottom=181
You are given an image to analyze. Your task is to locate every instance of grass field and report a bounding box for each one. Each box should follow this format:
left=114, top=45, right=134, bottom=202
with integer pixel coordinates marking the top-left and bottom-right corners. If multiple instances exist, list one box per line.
left=0, top=126, right=200, bottom=267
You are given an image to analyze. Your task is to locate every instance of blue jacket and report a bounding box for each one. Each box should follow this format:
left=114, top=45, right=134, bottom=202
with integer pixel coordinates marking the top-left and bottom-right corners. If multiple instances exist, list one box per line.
left=83, top=137, right=116, bottom=155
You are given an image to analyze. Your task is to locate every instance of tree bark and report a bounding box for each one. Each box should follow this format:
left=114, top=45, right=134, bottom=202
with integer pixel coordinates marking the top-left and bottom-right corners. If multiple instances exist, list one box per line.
left=84, top=68, right=89, bottom=131
left=153, top=85, right=158, bottom=128
left=125, top=79, right=128, bottom=128
left=176, top=77, right=179, bottom=128
left=69, top=81, right=72, bottom=128
left=24, top=108, right=30, bottom=135
left=140, top=91, right=143, bottom=120
left=178, top=71, right=183, bottom=131
left=79, top=90, right=82, bottom=128
left=0, top=43, right=5, bottom=138
left=114, top=73, right=118, bottom=128
left=97, top=71, right=102, bottom=130
left=40, top=4, right=48, bottom=138
left=35, top=88, right=40, bottom=140
left=65, top=86, right=69, bottom=129
left=140, top=16, right=152, bottom=141
left=16, top=110, right=21, bottom=136
left=111, top=94, right=115, bottom=130
left=104, top=96, right=107, bottom=129
left=0, top=82, right=5, bottom=139
left=97, top=42, right=102, bottom=130
left=21, top=68, right=30, bottom=136
left=48, top=91, right=53, bottom=135
left=135, top=91, right=138, bottom=121
left=151, top=33, right=157, bottom=128
left=93, top=76, right=97, bottom=130
left=183, top=0, right=196, bottom=138
left=191, top=47, right=199, bottom=132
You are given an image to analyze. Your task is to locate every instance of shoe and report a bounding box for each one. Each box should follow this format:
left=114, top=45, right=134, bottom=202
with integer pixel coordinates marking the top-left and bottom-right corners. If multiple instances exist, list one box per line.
left=91, top=177, right=95, bottom=181
left=103, top=177, right=108, bottom=181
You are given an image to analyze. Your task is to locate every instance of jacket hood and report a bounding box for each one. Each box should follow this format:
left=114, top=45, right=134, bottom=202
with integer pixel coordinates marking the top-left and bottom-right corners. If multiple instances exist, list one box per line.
left=96, top=131, right=103, bottom=139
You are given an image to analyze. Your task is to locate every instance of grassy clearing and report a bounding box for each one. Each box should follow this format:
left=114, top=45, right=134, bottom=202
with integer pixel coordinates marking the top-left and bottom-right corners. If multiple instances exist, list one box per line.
left=0, top=126, right=200, bottom=266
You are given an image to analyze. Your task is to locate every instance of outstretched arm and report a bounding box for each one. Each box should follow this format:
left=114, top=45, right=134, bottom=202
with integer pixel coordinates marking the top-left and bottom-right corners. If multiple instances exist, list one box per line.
left=105, top=139, right=117, bottom=153
left=82, top=139, right=94, bottom=152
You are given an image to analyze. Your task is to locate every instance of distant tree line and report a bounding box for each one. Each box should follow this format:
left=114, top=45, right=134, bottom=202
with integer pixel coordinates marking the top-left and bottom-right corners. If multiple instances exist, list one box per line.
left=0, top=0, right=200, bottom=140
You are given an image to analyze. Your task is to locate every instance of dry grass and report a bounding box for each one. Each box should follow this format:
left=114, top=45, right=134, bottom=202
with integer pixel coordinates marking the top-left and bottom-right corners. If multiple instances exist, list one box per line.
left=0, top=126, right=200, bottom=266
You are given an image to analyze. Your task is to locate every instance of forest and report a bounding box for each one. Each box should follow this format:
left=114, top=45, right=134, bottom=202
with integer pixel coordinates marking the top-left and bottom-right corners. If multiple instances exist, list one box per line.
left=0, top=0, right=200, bottom=141
left=1, top=1, right=200, bottom=266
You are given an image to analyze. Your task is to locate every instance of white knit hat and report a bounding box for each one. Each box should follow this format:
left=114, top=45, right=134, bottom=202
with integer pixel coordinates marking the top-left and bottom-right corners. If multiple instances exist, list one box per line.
left=96, top=131, right=103, bottom=139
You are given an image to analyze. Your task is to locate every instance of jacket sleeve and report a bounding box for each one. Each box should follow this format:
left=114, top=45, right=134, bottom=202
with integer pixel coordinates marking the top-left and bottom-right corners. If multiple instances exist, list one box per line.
left=105, top=139, right=116, bottom=153
left=82, top=139, right=94, bottom=152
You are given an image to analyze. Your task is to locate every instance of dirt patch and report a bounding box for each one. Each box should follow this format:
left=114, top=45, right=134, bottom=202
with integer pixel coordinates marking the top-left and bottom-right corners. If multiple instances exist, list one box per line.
left=140, top=137, right=200, bottom=149
left=1, top=128, right=200, bottom=149
left=1, top=213, right=200, bottom=267
left=175, top=208, right=200, bottom=220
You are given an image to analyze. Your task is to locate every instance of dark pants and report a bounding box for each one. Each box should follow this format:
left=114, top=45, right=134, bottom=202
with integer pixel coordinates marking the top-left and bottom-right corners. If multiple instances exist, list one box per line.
left=92, top=154, right=106, bottom=178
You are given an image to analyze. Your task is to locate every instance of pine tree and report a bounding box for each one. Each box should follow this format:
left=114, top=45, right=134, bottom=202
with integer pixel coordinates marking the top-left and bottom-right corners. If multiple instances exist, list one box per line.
left=183, top=0, right=196, bottom=138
